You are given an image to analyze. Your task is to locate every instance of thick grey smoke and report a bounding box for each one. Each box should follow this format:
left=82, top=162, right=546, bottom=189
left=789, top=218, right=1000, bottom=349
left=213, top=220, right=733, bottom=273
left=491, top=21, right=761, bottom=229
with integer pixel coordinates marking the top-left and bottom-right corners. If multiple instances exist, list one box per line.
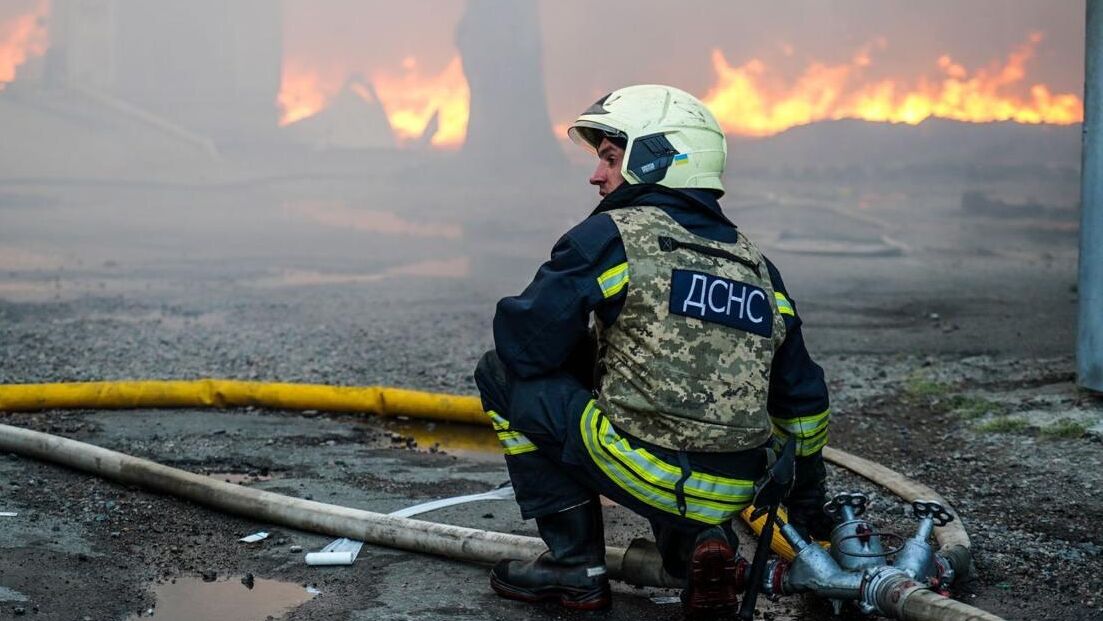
left=0, top=0, right=1086, bottom=328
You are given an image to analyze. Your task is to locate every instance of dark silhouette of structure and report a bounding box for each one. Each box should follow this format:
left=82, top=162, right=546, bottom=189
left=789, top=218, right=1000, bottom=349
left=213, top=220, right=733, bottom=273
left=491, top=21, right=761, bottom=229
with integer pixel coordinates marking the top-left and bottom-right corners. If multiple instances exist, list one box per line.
left=456, top=0, right=564, bottom=168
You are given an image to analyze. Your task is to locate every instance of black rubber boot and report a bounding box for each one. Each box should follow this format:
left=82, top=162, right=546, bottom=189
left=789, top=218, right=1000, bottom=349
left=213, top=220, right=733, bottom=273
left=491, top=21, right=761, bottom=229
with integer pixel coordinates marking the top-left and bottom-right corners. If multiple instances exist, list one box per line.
left=490, top=500, right=611, bottom=610
left=682, top=526, right=741, bottom=619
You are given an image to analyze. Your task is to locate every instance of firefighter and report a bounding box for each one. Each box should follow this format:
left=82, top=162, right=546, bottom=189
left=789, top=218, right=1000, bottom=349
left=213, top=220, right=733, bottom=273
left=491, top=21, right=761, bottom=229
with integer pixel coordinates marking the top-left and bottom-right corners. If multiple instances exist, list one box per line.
left=473, top=84, right=833, bottom=617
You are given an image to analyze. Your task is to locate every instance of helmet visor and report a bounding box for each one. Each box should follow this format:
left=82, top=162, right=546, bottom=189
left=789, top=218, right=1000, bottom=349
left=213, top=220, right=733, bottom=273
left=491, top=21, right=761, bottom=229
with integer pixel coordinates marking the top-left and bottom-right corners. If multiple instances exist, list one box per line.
left=567, top=120, right=628, bottom=153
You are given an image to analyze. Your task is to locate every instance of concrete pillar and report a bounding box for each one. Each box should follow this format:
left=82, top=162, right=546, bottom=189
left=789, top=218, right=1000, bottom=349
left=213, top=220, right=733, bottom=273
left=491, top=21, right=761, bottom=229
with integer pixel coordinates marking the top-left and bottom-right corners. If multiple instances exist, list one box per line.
left=456, top=0, right=563, bottom=169
left=1079, top=0, right=1103, bottom=391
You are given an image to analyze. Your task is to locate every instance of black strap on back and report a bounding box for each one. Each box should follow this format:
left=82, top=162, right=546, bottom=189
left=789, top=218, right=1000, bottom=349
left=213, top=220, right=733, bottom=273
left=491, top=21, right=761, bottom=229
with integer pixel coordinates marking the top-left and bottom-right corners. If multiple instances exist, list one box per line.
left=658, top=235, right=761, bottom=277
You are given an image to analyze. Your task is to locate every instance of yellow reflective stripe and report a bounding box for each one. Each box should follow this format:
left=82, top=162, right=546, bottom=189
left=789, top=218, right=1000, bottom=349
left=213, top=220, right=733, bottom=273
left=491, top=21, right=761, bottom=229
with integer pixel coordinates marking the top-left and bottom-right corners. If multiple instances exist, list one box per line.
left=594, top=416, right=753, bottom=503
left=798, top=431, right=829, bottom=456
left=497, top=430, right=537, bottom=455
left=486, top=410, right=538, bottom=455
left=770, top=409, right=830, bottom=438
left=771, top=417, right=828, bottom=440
left=597, top=262, right=629, bottom=298
left=771, top=427, right=829, bottom=457
left=486, top=410, right=510, bottom=431
left=774, top=291, right=795, bottom=316
left=582, top=406, right=727, bottom=523
left=579, top=401, right=749, bottom=523
left=504, top=441, right=537, bottom=456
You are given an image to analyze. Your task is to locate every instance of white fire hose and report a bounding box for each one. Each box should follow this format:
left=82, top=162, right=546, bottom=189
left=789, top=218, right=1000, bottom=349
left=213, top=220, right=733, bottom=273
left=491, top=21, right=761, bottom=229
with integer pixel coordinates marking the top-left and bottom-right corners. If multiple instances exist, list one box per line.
left=0, top=423, right=1003, bottom=621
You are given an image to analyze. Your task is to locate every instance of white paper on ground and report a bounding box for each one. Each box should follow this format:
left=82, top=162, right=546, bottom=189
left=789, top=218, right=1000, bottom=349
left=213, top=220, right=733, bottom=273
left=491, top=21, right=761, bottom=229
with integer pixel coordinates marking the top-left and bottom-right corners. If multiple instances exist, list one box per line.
left=239, top=531, right=269, bottom=543
left=0, top=512, right=17, bottom=517
left=304, top=551, right=357, bottom=566
left=320, top=537, right=364, bottom=555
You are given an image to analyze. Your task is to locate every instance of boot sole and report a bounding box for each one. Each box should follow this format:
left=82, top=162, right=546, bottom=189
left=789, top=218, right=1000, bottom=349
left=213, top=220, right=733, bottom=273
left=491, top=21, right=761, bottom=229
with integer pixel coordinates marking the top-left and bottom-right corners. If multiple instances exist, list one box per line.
left=685, top=538, right=739, bottom=618
left=490, top=572, right=612, bottom=611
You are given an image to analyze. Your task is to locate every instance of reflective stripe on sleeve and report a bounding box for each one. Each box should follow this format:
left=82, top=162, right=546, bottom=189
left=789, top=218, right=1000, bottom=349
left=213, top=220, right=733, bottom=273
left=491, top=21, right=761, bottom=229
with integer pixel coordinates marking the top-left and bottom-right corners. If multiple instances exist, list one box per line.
left=597, top=262, right=629, bottom=299
left=579, top=400, right=753, bottom=524
left=770, top=408, right=830, bottom=456
left=774, top=291, right=795, bottom=316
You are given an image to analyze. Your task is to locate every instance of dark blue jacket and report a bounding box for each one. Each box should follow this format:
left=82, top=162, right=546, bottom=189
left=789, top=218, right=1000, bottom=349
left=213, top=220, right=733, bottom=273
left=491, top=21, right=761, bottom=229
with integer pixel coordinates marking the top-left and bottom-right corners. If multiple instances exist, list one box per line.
left=493, top=183, right=830, bottom=436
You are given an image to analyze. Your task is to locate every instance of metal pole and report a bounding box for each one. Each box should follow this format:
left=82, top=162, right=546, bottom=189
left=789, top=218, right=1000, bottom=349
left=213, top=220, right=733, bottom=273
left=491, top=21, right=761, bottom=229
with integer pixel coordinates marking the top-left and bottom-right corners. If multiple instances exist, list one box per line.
left=1079, top=0, right=1103, bottom=392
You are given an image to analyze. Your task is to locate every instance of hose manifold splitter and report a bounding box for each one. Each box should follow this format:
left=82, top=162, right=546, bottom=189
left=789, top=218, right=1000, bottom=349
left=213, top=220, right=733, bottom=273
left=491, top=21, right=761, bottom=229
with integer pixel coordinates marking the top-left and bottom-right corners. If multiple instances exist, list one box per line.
left=750, top=492, right=962, bottom=618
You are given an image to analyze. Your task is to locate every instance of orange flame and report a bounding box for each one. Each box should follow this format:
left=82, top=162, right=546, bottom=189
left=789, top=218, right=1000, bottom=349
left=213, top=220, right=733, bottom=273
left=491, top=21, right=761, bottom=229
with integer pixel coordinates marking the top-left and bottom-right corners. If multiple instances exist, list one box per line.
left=372, top=55, right=469, bottom=148
left=277, top=55, right=470, bottom=148
left=277, top=61, right=332, bottom=126
left=0, top=1, right=49, bottom=88
left=702, top=33, right=1082, bottom=137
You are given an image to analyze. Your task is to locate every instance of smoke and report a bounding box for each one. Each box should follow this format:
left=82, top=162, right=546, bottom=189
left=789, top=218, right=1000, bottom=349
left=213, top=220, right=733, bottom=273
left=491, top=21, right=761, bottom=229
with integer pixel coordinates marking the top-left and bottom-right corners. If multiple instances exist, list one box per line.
left=0, top=0, right=1087, bottom=313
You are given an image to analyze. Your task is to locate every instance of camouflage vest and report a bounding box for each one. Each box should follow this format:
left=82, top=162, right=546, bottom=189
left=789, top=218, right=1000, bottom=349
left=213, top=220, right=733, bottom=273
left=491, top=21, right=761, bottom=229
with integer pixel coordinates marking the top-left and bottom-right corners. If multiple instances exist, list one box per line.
left=595, top=206, right=787, bottom=452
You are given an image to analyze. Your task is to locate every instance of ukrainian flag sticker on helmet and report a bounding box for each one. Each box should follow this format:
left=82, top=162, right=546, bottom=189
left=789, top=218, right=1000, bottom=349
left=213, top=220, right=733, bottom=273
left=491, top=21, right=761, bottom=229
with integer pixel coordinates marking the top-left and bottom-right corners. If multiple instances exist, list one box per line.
left=673, top=153, right=689, bottom=166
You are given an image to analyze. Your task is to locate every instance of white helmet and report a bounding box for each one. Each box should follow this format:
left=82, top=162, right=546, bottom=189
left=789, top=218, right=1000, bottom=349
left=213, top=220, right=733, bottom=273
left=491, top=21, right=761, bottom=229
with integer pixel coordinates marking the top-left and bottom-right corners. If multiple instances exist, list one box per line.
left=568, top=84, right=727, bottom=193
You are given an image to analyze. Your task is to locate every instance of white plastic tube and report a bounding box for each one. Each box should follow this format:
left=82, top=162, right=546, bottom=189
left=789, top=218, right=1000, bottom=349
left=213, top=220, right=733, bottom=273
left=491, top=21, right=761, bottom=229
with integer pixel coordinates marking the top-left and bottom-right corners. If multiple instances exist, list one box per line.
left=304, top=551, right=357, bottom=566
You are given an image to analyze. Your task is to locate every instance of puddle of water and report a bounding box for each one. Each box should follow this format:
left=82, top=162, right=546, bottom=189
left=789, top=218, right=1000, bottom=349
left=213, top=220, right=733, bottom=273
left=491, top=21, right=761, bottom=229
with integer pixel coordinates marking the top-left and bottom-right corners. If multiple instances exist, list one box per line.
left=207, top=472, right=275, bottom=485
left=128, top=576, right=314, bottom=621
left=380, top=419, right=502, bottom=462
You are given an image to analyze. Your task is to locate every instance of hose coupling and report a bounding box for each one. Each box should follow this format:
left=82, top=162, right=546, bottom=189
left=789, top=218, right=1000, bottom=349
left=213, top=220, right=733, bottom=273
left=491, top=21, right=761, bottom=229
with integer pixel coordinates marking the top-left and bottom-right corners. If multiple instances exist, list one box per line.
left=859, top=566, right=927, bottom=618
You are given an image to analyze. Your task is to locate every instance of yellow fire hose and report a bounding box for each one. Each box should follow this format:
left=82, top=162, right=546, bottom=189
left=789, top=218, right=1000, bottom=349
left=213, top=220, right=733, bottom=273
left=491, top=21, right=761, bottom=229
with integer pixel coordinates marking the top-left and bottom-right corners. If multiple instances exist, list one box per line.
left=0, top=379, right=969, bottom=562
left=0, top=379, right=485, bottom=425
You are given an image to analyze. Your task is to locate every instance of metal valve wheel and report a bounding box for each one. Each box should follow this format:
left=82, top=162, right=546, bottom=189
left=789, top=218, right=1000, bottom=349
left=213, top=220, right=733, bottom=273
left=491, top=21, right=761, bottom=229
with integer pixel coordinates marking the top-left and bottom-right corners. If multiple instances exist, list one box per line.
left=911, top=499, right=954, bottom=526
left=824, top=491, right=868, bottom=518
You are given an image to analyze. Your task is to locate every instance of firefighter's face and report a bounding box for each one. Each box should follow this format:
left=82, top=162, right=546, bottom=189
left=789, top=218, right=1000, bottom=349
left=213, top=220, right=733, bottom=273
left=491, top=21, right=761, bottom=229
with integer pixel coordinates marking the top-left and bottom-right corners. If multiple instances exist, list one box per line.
left=589, top=138, right=626, bottom=197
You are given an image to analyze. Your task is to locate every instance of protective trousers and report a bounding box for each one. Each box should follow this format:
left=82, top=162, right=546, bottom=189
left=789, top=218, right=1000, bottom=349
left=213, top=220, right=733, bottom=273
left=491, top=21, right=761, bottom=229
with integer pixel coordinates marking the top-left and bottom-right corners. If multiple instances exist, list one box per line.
left=473, top=350, right=770, bottom=579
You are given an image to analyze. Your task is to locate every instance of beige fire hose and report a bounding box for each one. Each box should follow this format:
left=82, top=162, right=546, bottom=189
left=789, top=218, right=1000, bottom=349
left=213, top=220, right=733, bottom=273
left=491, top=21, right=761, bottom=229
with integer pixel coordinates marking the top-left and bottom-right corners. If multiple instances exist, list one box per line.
left=0, top=380, right=999, bottom=619
left=0, top=423, right=675, bottom=588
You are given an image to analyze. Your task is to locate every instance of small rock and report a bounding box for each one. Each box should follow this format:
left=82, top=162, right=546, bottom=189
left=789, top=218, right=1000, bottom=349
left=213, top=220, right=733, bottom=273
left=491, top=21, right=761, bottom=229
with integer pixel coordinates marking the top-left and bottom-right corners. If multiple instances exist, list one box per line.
left=241, top=573, right=255, bottom=589
left=13, top=606, right=25, bottom=616
left=201, top=570, right=217, bottom=582
left=481, top=513, right=494, bottom=519
left=289, top=545, right=303, bottom=553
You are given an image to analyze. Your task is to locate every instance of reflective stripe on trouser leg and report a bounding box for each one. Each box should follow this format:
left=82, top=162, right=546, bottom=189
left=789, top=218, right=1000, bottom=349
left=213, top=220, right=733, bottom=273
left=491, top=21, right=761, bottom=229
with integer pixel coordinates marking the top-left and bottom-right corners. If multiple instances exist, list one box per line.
left=486, top=410, right=537, bottom=455
left=578, top=400, right=754, bottom=525
left=487, top=408, right=592, bottom=520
